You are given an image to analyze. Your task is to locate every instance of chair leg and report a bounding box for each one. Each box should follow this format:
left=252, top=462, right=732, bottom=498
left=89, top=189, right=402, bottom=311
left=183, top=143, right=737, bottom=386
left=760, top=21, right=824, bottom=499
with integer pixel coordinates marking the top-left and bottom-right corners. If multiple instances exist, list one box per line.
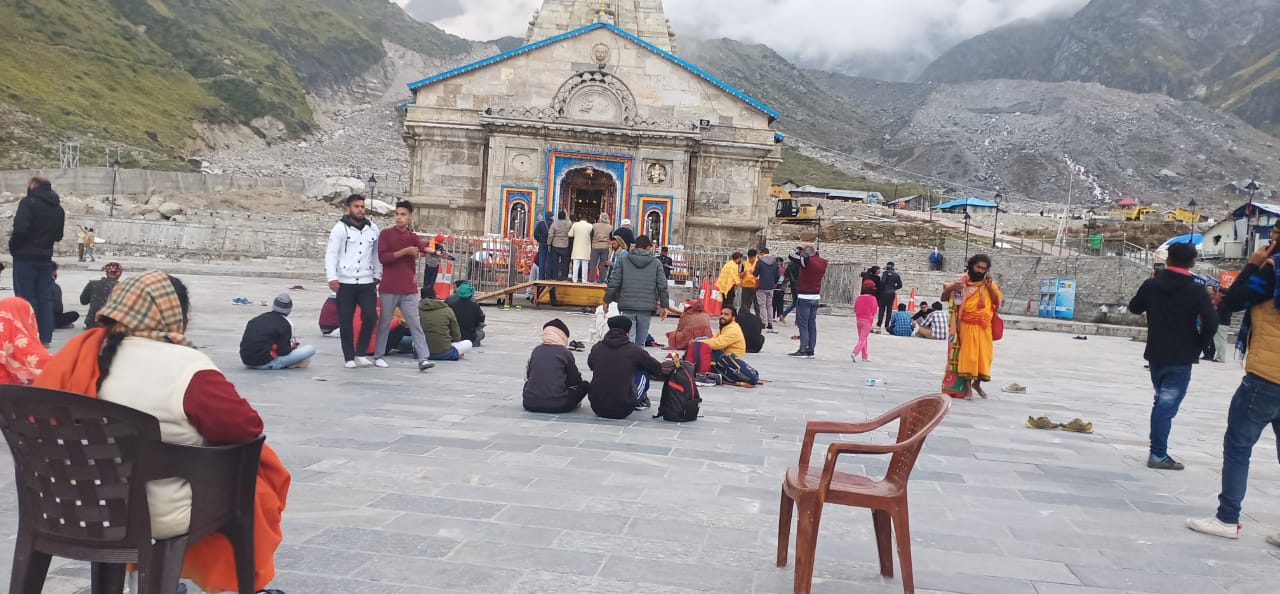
left=137, top=536, right=188, bottom=594
left=891, top=508, right=915, bottom=594
left=91, top=562, right=127, bottom=594
left=777, top=488, right=794, bottom=567
left=8, top=537, right=52, bottom=594
left=792, top=501, right=823, bottom=594
left=872, top=509, right=894, bottom=578
left=222, top=516, right=258, bottom=594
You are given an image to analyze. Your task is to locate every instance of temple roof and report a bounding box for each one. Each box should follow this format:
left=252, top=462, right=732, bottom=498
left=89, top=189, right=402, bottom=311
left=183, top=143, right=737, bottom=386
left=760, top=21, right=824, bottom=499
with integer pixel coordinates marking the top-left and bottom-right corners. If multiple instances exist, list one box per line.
left=527, top=0, right=675, bottom=52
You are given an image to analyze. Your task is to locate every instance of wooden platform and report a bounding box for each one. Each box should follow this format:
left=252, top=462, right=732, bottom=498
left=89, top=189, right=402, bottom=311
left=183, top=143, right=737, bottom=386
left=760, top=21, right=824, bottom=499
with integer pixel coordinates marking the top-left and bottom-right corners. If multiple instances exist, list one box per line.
left=475, top=280, right=605, bottom=308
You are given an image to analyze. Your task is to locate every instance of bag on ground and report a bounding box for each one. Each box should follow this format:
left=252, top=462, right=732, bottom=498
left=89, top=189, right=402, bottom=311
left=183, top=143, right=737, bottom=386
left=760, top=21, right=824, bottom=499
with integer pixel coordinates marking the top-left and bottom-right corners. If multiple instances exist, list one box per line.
left=713, top=354, right=760, bottom=385
left=655, top=355, right=701, bottom=422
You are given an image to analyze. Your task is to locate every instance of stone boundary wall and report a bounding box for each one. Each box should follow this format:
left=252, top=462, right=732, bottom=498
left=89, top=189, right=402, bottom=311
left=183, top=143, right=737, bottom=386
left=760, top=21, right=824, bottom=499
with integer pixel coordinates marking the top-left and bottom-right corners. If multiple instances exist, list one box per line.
left=59, top=215, right=327, bottom=261
left=0, top=167, right=315, bottom=196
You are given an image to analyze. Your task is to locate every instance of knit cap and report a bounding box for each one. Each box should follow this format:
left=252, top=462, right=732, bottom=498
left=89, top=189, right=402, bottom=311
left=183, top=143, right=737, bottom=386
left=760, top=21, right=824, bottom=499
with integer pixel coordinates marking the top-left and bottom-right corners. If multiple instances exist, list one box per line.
left=272, top=293, right=293, bottom=315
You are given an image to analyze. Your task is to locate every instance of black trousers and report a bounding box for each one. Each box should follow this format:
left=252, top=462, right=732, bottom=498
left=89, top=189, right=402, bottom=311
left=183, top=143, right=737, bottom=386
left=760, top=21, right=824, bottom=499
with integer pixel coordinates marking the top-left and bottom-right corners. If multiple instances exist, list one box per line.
left=877, top=293, right=896, bottom=329
left=337, top=282, right=378, bottom=361
left=552, top=247, right=572, bottom=280
left=524, top=381, right=590, bottom=414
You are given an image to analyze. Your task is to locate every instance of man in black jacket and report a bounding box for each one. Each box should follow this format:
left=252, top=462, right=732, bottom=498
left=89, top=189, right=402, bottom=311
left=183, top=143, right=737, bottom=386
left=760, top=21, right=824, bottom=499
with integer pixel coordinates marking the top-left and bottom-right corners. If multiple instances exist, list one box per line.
left=446, top=281, right=486, bottom=347
left=49, top=262, right=79, bottom=329
left=240, top=294, right=316, bottom=370
left=604, top=235, right=669, bottom=346
left=878, top=262, right=903, bottom=331
left=523, top=319, right=589, bottom=413
left=10, top=177, right=65, bottom=345
left=1129, top=242, right=1218, bottom=471
left=587, top=316, right=666, bottom=418
left=737, top=305, right=765, bottom=353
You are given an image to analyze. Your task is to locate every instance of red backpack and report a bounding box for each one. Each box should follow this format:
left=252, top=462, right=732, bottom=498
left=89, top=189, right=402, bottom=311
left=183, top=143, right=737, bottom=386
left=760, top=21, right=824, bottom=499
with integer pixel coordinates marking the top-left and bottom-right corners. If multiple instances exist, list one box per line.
left=684, top=341, right=713, bottom=374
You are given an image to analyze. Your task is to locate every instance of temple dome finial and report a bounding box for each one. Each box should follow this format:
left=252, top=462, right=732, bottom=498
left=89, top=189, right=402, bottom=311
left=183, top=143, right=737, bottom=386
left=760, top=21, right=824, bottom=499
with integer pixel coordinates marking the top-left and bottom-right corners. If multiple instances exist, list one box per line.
left=527, top=1, right=674, bottom=53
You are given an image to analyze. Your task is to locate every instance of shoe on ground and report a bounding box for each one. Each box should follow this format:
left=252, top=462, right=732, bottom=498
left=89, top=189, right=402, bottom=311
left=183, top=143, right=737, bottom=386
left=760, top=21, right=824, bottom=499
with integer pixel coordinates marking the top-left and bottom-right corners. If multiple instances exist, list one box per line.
left=1267, top=533, right=1280, bottom=548
left=1026, top=416, right=1058, bottom=430
left=1185, top=516, right=1240, bottom=539
left=634, top=397, right=651, bottom=411
left=1147, top=454, right=1185, bottom=470
left=373, top=358, right=390, bottom=369
left=355, top=356, right=373, bottom=368
left=849, top=353, right=858, bottom=363
left=1059, top=418, right=1094, bottom=434
left=788, top=349, right=811, bottom=358
left=862, top=357, right=871, bottom=363
left=1002, top=383, right=1027, bottom=394
left=418, top=360, right=436, bottom=372
left=344, top=360, right=358, bottom=369
left=288, top=359, right=311, bottom=369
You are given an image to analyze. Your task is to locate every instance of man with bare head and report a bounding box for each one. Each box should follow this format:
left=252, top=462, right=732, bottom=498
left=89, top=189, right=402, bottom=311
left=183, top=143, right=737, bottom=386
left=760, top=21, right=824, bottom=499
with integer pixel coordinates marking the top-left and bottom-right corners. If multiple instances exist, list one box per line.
left=325, top=194, right=383, bottom=368
left=10, top=176, right=65, bottom=345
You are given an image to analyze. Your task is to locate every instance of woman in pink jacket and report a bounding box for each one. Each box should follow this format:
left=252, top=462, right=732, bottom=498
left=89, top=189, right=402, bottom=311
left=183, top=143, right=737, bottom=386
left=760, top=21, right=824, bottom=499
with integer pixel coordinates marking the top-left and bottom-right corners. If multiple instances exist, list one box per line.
left=853, top=279, right=878, bottom=362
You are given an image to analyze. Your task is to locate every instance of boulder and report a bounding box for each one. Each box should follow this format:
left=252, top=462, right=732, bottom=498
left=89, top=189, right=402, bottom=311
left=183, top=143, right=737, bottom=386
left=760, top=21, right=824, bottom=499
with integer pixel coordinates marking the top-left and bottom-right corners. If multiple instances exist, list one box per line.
left=147, top=195, right=165, bottom=207
left=304, top=176, right=365, bottom=202
left=367, top=199, right=394, bottom=215
left=169, top=214, right=189, bottom=224
left=158, top=202, right=184, bottom=218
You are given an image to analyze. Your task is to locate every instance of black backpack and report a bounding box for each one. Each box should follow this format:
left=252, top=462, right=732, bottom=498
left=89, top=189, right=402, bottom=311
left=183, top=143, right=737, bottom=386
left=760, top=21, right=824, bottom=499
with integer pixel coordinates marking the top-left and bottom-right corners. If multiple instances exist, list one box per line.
left=655, top=354, right=701, bottom=422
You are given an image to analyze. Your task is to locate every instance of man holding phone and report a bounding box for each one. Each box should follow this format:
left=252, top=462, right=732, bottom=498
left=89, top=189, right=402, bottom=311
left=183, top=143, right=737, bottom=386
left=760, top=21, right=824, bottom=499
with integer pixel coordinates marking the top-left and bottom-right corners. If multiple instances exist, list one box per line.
left=1185, top=227, right=1280, bottom=547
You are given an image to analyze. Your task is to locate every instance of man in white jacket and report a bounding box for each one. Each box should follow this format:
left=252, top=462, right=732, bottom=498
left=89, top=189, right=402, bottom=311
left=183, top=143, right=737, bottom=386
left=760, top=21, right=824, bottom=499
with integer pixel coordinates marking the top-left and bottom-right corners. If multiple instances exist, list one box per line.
left=325, top=194, right=383, bottom=368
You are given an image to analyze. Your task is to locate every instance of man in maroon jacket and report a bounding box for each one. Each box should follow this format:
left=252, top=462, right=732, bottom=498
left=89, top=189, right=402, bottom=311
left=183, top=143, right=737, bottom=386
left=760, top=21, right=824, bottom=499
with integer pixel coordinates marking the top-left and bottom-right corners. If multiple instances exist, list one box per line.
left=788, top=238, right=828, bottom=359
left=374, top=201, right=435, bottom=371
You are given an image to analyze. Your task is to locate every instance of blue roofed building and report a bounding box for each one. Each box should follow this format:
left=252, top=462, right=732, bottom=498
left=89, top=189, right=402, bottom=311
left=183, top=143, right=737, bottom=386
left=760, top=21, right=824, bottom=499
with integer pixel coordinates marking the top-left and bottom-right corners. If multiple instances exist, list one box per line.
left=402, top=0, right=782, bottom=247
left=933, top=197, right=998, bottom=214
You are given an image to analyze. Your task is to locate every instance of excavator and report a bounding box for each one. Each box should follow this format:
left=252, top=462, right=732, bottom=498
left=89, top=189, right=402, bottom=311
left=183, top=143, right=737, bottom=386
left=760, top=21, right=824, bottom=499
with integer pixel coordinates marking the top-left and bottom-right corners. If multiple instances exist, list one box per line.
left=771, top=185, right=822, bottom=225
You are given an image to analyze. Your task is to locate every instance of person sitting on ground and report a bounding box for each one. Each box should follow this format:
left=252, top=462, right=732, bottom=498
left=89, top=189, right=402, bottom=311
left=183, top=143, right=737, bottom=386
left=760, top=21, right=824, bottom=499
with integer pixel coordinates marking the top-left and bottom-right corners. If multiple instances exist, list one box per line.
left=0, top=297, right=50, bottom=384
left=665, top=299, right=713, bottom=351
left=915, top=302, right=948, bottom=340
left=50, top=262, right=80, bottom=329
left=80, top=261, right=123, bottom=329
left=889, top=303, right=915, bottom=337
left=240, top=294, right=316, bottom=370
left=446, top=281, right=486, bottom=347
left=419, top=286, right=473, bottom=361
left=33, top=271, right=290, bottom=594
left=588, top=315, right=667, bottom=418
left=911, top=300, right=931, bottom=325
left=523, top=319, right=589, bottom=413
left=696, top=306, right=747, bottom=360
left=736, top=305, right=765, bottom=353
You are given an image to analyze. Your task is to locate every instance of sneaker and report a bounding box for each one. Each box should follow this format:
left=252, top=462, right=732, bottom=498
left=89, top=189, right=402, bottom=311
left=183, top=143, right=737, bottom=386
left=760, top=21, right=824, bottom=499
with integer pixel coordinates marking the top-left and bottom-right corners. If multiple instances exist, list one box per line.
left=1266, top=533, right=1280, bottom=548
left=849, top=353, right=858, bottom=363
left=1185, top=517, right=1240, bottom=539
left=344, top=360, right=358, bottom=369
left=354, top=356, right=373, bottom=368
left=1147, top=454, right=1185, bottom=470
left=373, top=358, right=390, bottom=369
left=418, top=360, right=436, bottom=372
left=634, top=397, right=651, bottom=411
left=788, top=349, right=810, bottom=358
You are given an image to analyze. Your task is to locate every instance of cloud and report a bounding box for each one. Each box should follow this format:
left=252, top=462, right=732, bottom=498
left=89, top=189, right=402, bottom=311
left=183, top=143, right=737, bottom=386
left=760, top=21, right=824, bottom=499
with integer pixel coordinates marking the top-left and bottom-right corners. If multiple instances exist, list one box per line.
left=405, top=0, right=1090, bottom=77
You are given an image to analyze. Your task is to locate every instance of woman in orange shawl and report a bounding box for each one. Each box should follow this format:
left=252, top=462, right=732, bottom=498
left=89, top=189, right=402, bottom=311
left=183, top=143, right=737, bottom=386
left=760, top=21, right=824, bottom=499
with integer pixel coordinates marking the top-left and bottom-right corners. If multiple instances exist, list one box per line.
left=34, top=271, right=290, bottom=593
left=665, top=299, right=714, bottom=351
left=0, top=296, right=50, bottom=384
left=941, top=254, right=1001, bottom=399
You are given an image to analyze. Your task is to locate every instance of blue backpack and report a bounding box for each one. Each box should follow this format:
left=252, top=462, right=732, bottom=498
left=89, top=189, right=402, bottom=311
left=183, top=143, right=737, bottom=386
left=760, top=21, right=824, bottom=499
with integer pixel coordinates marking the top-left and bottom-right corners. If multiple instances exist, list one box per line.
left=713, top=354, right=760, bottom=385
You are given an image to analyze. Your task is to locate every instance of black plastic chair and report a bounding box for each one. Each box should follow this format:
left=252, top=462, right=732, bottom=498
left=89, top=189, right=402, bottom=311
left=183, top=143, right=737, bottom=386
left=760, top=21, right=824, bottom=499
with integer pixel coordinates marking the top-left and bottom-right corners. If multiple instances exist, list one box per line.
left=0, top=386, right=264, bottom=594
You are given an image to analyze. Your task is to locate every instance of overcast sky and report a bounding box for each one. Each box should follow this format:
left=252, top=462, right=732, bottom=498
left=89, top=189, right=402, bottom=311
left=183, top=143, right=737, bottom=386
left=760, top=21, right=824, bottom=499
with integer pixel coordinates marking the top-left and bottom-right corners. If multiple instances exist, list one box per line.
left=397, top=0, right=1090, bottom=79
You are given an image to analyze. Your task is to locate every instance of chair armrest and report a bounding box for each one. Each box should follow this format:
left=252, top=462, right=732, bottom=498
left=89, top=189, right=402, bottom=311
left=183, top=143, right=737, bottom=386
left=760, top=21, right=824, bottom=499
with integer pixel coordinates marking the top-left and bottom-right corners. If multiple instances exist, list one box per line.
left=798, top=416, right=901, bottom=464
left=818, top=441, right=903, bottom=499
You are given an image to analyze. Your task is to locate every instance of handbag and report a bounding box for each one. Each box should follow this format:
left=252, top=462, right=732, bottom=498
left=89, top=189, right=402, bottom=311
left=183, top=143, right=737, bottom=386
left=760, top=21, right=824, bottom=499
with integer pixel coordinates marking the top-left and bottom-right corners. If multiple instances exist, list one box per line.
left=992, top=312, right=1004, bottom=341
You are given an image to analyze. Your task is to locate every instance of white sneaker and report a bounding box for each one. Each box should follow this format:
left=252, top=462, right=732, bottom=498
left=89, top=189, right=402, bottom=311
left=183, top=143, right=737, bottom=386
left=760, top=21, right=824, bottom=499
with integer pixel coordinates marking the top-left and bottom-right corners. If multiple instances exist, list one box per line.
left=344, top=360, right=357, bottom=369
left=1186, top=516, right=1240, bottom=539
left=373, top=358, right=390, bottom=369
left=355, top=356, right=373, bottom=368
left=1267, top=533, right=1280, bottom=548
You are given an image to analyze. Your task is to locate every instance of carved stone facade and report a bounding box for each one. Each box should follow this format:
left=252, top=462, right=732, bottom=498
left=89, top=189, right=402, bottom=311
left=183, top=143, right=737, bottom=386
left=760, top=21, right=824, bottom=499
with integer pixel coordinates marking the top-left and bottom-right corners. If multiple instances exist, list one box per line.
left=403, top=5, right=781, bottom=247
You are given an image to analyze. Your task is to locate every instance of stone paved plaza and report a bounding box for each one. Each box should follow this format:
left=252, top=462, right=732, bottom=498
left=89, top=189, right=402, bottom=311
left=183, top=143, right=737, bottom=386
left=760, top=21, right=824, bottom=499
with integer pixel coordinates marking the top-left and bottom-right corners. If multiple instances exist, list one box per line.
left=3, top=266, right=1279, bottom=593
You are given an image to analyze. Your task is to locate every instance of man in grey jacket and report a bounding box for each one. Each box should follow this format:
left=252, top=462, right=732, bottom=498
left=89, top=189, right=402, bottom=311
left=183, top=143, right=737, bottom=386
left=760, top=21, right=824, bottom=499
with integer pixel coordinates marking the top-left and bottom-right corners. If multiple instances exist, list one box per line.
left=548, top=210, right=572, bottom=280
left=603, top=235, right=669, bottom=346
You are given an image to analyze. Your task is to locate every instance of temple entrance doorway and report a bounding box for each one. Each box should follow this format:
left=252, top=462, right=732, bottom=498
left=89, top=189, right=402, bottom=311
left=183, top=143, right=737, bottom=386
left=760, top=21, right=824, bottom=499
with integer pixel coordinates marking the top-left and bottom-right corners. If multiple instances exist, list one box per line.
left=559, top=167, right=617, bottom=223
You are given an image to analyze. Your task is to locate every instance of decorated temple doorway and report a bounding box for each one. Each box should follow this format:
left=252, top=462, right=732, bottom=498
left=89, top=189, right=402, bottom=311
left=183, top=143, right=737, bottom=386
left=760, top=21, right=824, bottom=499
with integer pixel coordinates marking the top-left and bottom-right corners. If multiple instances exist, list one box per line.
left=560, top=166, right=617, bottom=223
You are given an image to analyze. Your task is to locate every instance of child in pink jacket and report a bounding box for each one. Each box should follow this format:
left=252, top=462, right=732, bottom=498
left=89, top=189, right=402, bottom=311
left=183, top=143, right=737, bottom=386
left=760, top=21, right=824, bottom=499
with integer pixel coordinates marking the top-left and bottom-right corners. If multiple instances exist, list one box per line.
left=853, top=280, right=878, bottom=362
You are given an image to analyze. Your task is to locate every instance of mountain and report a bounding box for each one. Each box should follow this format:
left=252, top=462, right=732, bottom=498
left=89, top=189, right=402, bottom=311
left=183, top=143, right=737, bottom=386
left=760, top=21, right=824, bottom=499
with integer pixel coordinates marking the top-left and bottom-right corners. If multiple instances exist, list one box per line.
left=0, top=0, right=473, bottom=169
left=919, top=0, right=1280, bottom=136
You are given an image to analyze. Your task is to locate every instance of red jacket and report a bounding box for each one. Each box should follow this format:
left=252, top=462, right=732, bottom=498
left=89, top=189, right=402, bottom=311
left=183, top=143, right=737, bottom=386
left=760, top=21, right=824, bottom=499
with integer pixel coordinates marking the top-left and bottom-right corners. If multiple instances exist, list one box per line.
left=796, top=253, right=828, bottom=295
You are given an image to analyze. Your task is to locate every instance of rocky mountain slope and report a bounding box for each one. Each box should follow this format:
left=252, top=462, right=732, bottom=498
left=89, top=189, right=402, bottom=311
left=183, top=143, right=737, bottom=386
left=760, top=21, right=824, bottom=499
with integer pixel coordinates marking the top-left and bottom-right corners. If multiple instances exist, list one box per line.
left=919, top=0, right=1280, bottom=136
left=0, top=0, right=474, bottom=170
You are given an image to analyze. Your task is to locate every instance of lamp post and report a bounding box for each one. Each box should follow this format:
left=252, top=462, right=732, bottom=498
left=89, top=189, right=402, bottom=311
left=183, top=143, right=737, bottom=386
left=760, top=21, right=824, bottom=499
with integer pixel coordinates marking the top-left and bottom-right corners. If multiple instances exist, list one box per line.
left=109, top=158, right=121, bottom=218
left=367, top=174, right=378, bottom=202
left=1188, top=198, right=1198, bottom=235
left=1246, top=179, right=1260, bottom=253
left=963, top=207, right=972, bottom=261
left=991, top=191, right=1003, bottom=247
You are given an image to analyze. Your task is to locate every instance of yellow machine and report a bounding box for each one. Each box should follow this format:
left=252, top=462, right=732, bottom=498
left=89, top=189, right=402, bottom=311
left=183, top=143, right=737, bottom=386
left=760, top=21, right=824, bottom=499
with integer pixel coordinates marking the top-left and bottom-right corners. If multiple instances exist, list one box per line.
left=772, top=185, right=822, bottom=225
left=1165, top=207, right=1204, bottom=224
left=1111, top=206, right=1155, bottom=221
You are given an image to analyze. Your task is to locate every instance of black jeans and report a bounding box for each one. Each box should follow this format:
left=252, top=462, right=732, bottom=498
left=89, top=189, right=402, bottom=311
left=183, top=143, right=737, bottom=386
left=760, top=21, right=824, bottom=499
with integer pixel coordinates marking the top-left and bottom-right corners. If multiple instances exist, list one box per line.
left=337, top=283, right=378, bottom=361
left=524, top=381, right=590, bottom=414
left=13, top=260, right=54, bottom=344
left=552, top=247, right=572, bottom=280
left=877, top=293, right=896, bottom=329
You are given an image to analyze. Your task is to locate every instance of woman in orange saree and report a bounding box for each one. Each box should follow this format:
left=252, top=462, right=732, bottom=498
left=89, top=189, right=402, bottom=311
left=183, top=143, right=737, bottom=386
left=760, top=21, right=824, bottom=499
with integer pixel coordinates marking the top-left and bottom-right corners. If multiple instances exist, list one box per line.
left=34, top=271, right=290, bottom=593
left=941, top=254, right=1001, bottom=399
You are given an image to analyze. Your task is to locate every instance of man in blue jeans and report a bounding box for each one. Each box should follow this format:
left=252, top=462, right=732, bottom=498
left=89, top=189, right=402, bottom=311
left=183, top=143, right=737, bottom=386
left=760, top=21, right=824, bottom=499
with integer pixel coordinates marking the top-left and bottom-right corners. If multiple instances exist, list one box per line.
left=788, top=237, right=828, bottom=359
left=9, top=176, right=65, bottom=346
left=1185, top=230, right=1280, bottom=547
left=1128, top=242, right=1217, bottom=470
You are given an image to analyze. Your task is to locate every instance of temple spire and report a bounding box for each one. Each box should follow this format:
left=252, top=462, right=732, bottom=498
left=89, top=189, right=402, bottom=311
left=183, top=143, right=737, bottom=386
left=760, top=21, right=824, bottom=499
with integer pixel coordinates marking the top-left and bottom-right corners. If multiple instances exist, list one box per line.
left=526, top=0, right=675, bottom=53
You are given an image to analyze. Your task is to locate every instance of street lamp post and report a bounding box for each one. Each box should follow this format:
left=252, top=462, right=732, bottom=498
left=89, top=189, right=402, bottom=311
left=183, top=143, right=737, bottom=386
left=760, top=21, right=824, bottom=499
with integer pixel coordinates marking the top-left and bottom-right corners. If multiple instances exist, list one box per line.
left=367, top=174, right=378, bottom=202
left=109, top=158, right=121, bottom=218
left=1188, top=198, right=1198, bottom=235
left=963, top=207, right=972, bottom=261
left=1246, top=179, right=1260, bottom=253
left=991, top=191, right=1003, bottom=248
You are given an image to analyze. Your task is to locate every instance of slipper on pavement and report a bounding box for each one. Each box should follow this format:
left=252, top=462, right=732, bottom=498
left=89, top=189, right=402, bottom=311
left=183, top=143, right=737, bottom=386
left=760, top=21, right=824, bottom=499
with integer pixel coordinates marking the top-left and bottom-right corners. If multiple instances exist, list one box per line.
left=1059, top=418, right=1094, bottom=434
left=1026, top=416, right=1058, bottom=430
left=1002, top=383, right=1027, bottom=394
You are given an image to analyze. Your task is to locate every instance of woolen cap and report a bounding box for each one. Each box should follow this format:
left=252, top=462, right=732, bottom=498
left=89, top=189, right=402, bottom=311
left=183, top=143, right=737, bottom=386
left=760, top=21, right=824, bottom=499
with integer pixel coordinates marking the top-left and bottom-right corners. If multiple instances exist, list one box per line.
left=544, top=318, right=570, bottom=337
left=607, top=315, right=633, bottom=332
left=272, top=293, right=293, bottom=315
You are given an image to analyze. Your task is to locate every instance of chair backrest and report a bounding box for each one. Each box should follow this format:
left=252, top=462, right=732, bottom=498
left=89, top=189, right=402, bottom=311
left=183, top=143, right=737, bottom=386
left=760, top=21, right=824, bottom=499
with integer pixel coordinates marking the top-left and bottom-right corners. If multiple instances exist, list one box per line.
left=0, top=386, right=162, bottom=548
left=885, top=394, right=951, bottom=488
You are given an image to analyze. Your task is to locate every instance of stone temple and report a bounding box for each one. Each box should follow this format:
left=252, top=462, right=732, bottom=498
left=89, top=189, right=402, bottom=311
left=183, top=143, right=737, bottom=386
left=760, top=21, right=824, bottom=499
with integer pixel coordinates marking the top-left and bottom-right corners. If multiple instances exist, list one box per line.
left=402, top=0, right=782, bottom=247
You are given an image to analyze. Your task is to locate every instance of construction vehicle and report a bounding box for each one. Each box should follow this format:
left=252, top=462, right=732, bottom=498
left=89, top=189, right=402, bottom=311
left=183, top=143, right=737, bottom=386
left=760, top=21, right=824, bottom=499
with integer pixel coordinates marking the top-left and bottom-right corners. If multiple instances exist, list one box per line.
left=771, top=185, right=822, bottom=225
left=1165, top=207, right=1204, bottom=224
left=1111, top=206, right=1156, bottom=221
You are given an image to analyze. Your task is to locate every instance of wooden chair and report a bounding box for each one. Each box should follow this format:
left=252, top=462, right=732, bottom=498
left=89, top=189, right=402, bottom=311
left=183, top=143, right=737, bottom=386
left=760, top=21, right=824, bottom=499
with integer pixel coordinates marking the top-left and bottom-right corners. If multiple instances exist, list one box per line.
left=0, top=386, right=264, bottom=594
left=777, top=394, right=951, bottom=594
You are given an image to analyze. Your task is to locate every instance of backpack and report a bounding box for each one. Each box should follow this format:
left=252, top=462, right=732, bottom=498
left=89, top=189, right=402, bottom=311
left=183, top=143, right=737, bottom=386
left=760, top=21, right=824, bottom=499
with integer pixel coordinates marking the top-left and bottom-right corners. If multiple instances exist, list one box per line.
left=684, top=341, right=713, bottom=374
left=655, top=354, right=701, bottom=422
left=713, top=354, right=760, bottom=385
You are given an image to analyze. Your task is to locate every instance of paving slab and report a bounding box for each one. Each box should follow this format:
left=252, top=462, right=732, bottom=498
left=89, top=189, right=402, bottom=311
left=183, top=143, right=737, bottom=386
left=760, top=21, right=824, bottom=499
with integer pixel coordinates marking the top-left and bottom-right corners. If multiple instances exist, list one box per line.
left=0, top=266, right=1276, bottom=593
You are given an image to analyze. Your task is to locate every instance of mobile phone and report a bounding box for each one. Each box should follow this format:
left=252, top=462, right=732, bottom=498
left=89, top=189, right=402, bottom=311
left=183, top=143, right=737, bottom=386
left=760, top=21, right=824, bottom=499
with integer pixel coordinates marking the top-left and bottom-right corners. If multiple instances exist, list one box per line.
left=1153, top=263, right=1166, bottom=272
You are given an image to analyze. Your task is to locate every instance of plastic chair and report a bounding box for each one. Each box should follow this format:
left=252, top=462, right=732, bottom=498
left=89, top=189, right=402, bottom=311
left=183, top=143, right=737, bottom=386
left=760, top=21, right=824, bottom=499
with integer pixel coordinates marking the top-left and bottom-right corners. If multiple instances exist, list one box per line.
left=0, top=386, right=264, bottom=594
left=777, top=394, right=951, bottom=594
